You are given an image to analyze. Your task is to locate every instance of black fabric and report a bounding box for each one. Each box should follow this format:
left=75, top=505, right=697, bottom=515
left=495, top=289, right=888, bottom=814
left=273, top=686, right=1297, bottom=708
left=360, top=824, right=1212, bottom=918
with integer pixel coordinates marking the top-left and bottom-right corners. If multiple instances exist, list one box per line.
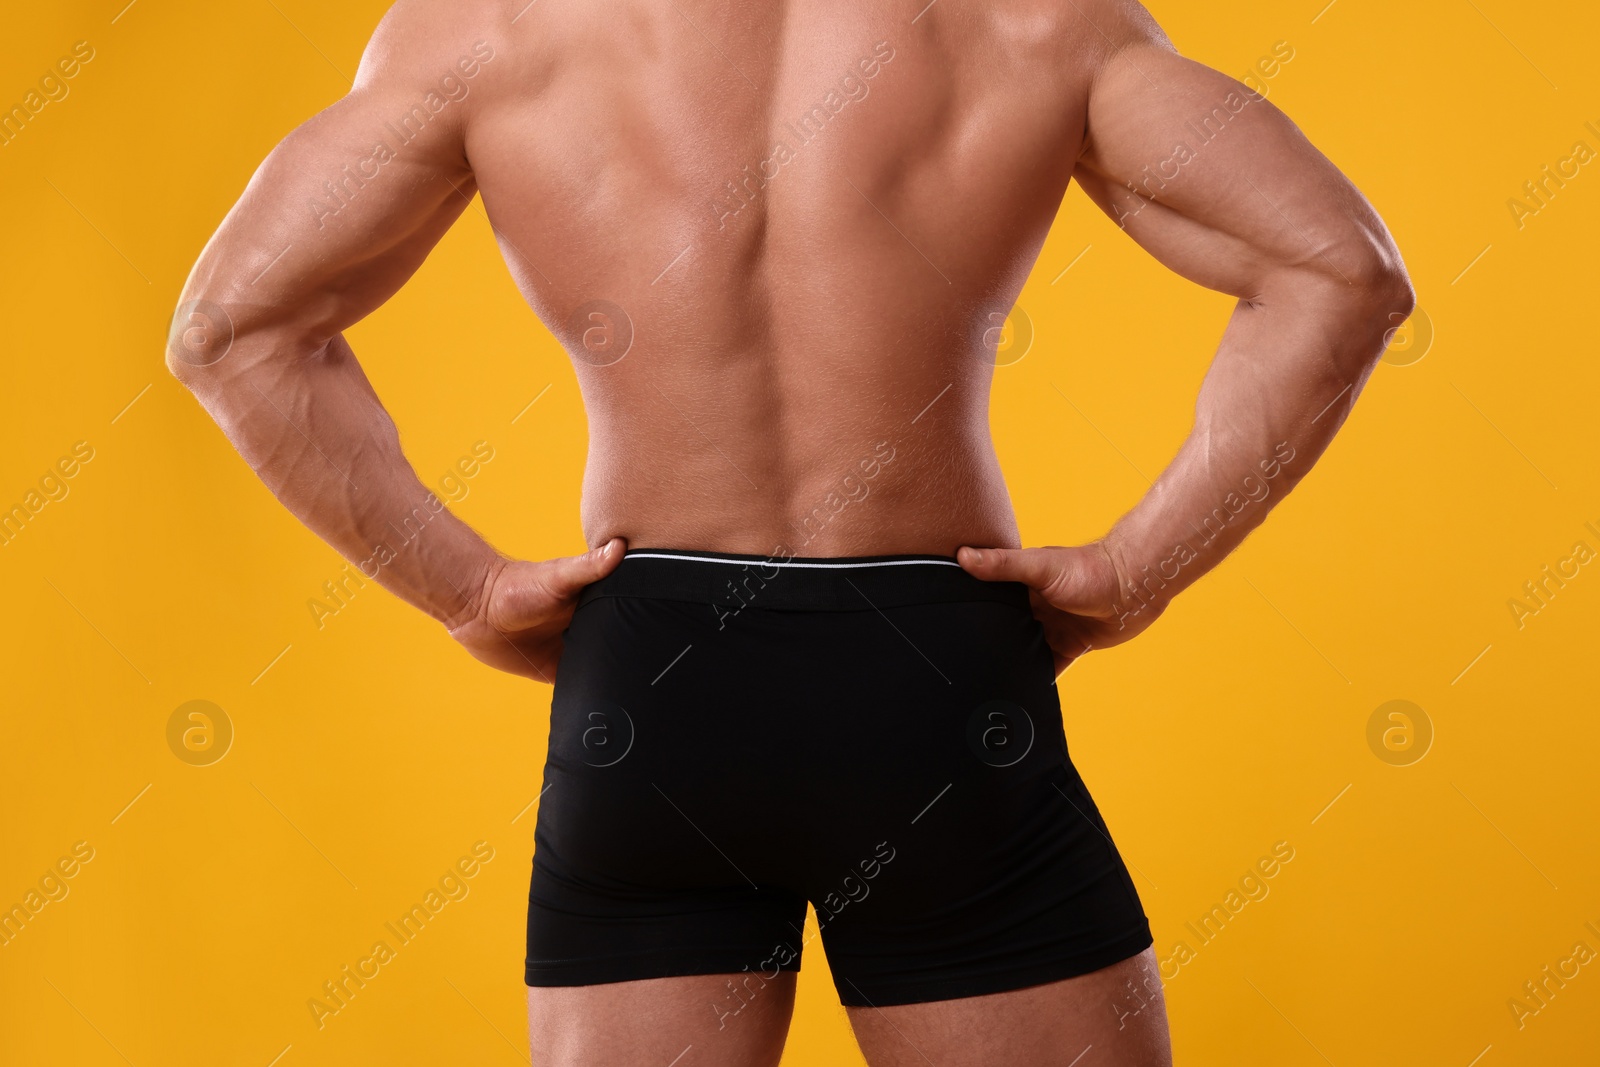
left=572, top=546, right=1033, bottom=613
left=527, top=549, right=1153, bottom=1007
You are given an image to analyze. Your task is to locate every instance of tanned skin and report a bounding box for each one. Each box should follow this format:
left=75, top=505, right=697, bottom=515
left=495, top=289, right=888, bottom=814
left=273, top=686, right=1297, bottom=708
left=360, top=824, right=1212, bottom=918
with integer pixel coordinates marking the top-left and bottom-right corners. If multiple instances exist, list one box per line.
left=170, top=0, right=1412, bottom=1062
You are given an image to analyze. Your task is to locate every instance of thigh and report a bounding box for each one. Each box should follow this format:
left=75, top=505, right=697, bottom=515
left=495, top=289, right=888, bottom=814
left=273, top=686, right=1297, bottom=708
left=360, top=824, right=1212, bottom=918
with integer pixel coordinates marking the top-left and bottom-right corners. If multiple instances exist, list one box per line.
left=528, top=971, right=798, bottom=1067
left=844, top=949, right=1171, bottom=1067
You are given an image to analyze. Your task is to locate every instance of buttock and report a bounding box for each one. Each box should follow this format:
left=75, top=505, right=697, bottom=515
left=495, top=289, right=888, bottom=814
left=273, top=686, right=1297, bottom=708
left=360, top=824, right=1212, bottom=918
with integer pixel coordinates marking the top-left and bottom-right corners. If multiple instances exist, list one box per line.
left=525, top=548, right=1152, bottom=1006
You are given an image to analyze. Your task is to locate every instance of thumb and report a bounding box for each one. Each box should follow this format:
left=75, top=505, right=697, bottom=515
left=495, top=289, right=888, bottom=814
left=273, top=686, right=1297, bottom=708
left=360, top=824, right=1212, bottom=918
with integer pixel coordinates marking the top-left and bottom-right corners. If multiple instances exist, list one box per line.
left=957, top=546, right=1061, bottom=591
left=537, top=537, right=628, bottom=602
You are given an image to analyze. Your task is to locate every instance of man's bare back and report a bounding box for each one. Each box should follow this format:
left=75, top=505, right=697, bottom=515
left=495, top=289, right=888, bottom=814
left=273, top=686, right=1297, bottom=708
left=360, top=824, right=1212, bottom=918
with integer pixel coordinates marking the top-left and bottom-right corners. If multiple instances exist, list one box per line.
left=170, top=1, right=1412, bottom=1062
left=451, top=0, right=1105, bottom=558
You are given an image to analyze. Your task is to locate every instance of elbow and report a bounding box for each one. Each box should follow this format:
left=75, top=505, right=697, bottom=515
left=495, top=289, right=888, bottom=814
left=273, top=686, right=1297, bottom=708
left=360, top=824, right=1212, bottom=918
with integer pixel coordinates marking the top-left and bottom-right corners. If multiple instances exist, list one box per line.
left=1330, top=262, right=1414, bottom=377
left=1352, top=252, right=1416, bottom=325
left=1257, top=234, right=1416, bottom=375
left=1298, top=235, right=1416, bottom=356
left=1328, top=224, right=1416, bottom=320
left=1348, top=252, right=1416, bottom=369
left=165, top=297, right=243, bottom=385
left=164, top=343, right=196, bottom=386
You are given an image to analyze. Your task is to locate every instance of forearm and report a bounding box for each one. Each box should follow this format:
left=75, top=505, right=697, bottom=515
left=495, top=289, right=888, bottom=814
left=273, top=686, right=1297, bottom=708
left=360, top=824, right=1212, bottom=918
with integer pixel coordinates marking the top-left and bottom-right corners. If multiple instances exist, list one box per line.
left=1100, top=273, right=1410, bottom=625
left=170, top=329, right=506, bottom=629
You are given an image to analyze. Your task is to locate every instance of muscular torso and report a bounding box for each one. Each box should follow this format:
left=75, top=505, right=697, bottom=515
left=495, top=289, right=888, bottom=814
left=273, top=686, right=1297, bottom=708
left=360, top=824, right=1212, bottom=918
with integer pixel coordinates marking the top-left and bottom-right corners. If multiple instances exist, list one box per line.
left=465, top=0, right=1096, bottom=556
left=175, top=0, right=1404, bottom=652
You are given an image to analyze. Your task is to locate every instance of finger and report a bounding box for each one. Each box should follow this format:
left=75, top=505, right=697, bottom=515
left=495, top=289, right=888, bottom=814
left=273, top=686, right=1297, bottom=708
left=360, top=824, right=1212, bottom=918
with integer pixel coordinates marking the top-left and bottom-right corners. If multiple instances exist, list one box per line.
left=537, top=537, right=627, bottom=601
left=957, top=546, right=1061, bottom=591
left=1058, top=633, right=1094, bottom=671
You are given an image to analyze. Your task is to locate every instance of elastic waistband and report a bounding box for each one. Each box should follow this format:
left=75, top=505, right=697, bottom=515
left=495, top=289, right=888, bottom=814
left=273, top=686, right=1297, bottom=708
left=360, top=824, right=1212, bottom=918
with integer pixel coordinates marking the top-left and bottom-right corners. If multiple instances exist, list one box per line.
left=575, top=548, right=1032, bottom=613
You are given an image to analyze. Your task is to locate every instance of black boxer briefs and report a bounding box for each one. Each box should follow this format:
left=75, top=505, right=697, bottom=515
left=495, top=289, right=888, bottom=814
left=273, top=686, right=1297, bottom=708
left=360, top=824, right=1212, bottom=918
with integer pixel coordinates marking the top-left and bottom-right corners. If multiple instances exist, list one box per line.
left=525, top=548, right=1153, bottom=1007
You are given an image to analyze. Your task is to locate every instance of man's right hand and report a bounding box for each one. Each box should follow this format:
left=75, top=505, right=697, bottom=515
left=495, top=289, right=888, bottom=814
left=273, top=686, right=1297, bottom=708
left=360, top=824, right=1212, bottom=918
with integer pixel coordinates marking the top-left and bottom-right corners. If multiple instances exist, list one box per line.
left=447, top=538, right=627, bottom=684
left=957, top=542, right=1161, bottom=677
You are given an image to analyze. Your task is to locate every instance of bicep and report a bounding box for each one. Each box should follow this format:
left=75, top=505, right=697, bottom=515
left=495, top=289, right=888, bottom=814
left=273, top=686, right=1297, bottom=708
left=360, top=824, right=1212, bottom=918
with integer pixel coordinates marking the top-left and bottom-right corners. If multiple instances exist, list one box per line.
left=1072, top=42, right=1399, bottom=300
left=180, top=82, right=475, bottom=357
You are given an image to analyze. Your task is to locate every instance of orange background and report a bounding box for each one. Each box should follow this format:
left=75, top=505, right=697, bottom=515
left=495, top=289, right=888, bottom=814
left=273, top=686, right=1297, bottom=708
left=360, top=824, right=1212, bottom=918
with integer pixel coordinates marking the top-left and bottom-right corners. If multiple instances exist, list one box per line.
left=2, top=2, right=1596, bottom=1064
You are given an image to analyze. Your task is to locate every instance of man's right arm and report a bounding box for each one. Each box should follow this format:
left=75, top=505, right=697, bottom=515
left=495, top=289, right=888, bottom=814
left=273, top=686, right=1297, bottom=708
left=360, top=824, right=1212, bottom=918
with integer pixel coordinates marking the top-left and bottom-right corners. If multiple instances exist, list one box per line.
left=960, top=2, right=1413, bottom=666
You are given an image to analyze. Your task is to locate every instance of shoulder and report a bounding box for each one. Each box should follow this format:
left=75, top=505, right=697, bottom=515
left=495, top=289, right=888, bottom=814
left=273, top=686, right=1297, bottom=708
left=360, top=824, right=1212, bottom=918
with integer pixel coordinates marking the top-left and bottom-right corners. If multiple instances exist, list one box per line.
left=335, top=0, right=515, bottom=162
left=352, top=0, right=513, bottom=97
left=981, top=0, right=1173, bottom=99
left=1068, top=0, right=1175, bottom=76
left=1067, top=0, right=1170, bottom=44
left=1024, top=0, right=1177, bottom=103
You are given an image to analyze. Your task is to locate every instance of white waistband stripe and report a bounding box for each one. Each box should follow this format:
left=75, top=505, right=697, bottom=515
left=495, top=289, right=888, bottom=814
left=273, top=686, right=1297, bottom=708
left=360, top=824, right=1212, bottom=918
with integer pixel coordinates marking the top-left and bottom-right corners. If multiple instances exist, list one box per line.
left=622, top=552, right=963, bottom=570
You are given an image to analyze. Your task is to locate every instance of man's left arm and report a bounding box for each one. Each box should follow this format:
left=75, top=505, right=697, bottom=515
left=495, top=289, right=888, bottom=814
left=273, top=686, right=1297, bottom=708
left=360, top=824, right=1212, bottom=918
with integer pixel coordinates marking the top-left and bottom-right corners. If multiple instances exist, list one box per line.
left=168, top=4, right=617, bottom=682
